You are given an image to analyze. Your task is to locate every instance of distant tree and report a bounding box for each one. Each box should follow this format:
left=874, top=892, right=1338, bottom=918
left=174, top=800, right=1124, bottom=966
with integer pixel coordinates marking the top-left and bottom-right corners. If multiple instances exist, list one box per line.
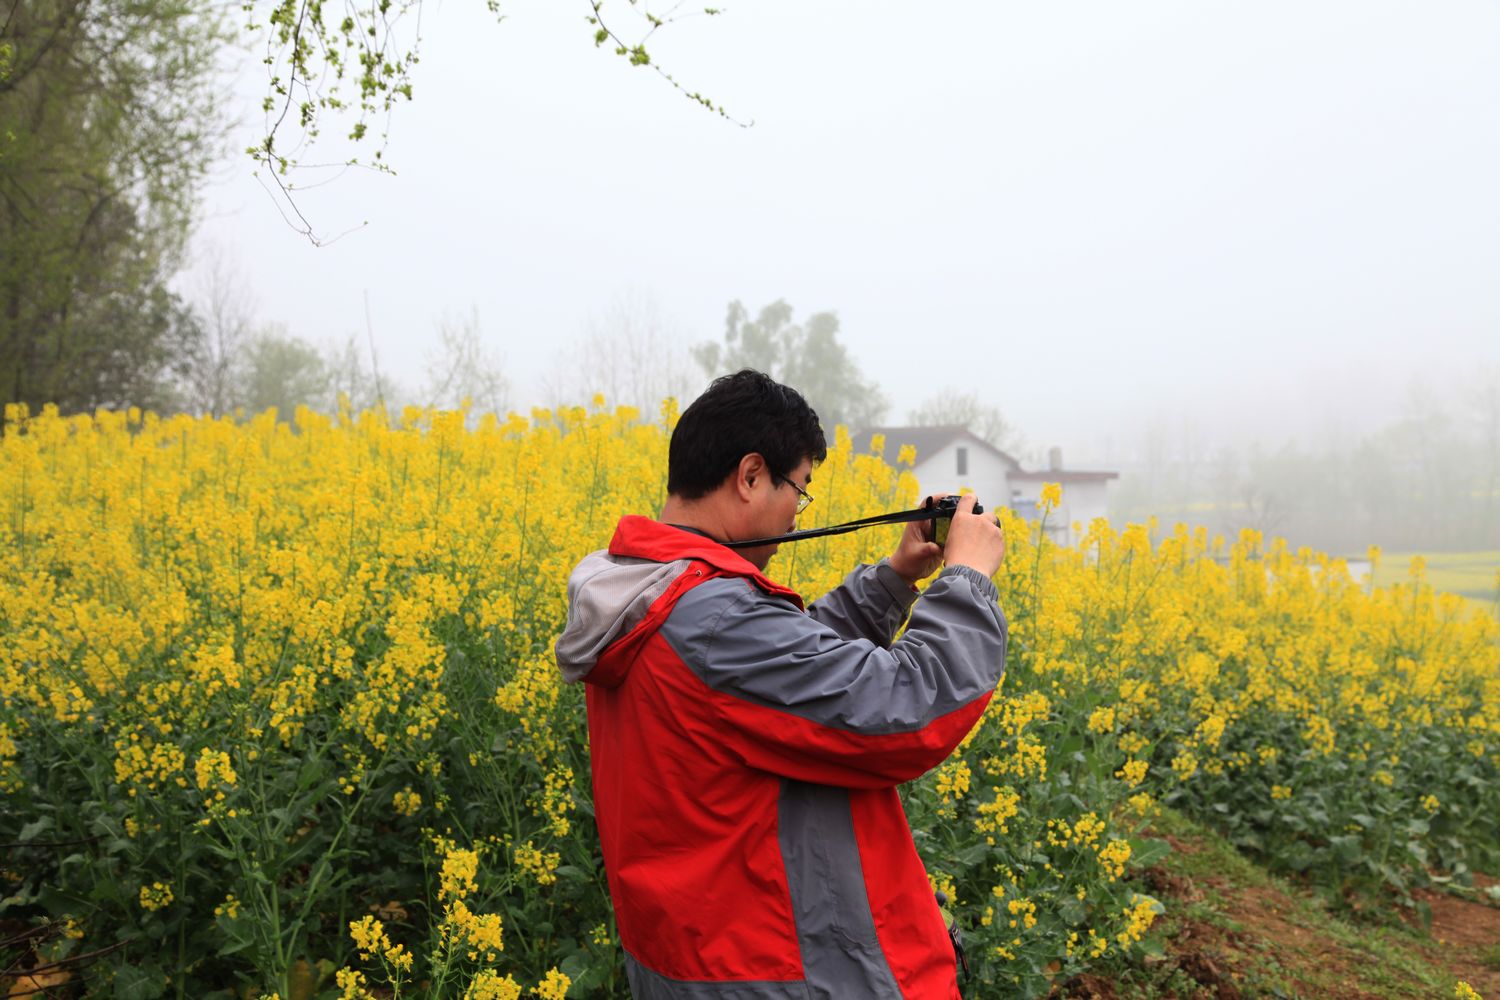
left=1235, top=442, right=1325, bottom=540
left=1465, top=365, right=1500, bottom=547
left=239, top=328, right=329, bottom=420
left=1373, top=391, right=1469, bottom=549
left=0, top=0, right=230, bottom=411
left=422, top=309, right=509, bottom=415
left=543, top=290, right=696, bottom=414
left=908, top=389, right=1022, bottom=453
left=1105, top=369, right=1500, bottom=554
left=1109, top=416, right=1219, bottom=526
left=181, top=251, right=257, bottom=418
left=322, top=335, right=402, bottom=416
left=692, top=299, right=888, bottom=431
left=59, top=284, right=202, bottom=414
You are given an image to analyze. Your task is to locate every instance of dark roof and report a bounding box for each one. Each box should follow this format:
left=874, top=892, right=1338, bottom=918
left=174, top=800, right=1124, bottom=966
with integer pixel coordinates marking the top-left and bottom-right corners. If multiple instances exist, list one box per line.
left=860, top=425, right=1119, bottom=482
left=1010, top=469, right=1119, bottom=483
left=859, top=425, right=1021, bottom=469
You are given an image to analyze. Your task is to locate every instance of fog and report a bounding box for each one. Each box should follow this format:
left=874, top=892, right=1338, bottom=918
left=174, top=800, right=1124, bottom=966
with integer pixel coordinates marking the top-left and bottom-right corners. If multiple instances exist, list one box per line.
left=189, top=0, right=1500, bottom=549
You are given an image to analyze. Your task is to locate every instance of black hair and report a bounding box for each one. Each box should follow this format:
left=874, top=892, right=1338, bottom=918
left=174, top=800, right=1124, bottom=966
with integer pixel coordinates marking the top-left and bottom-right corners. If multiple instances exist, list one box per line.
left=668, top=369, right=827, bottom=499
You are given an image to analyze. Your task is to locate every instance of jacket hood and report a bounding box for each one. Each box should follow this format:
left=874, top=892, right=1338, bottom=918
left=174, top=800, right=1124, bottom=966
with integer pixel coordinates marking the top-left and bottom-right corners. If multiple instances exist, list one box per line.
left=554, top=516, right=801, bottom=687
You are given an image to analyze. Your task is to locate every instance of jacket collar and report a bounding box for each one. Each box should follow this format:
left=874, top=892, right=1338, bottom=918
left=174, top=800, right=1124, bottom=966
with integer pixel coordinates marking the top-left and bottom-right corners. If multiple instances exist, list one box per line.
left=607, top=515, right=803, bottom=607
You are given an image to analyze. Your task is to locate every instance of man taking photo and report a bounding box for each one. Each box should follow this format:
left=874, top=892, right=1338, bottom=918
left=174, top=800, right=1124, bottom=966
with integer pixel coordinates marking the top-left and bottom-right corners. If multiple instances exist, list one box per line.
left=555, top=369, right=1008, bottom=999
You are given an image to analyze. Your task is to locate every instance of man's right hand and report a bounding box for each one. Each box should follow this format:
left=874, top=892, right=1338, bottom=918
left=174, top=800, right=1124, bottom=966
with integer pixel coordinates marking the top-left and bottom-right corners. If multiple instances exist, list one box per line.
left=942, top=494, right=1004, bottom=578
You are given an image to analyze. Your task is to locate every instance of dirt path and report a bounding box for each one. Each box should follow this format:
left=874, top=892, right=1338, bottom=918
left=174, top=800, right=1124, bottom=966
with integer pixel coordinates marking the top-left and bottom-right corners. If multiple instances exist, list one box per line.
left=1061, top=828, right=1500, bottom=1000
left=1415, top=873, right=1500, bottom=997
left=1160, top=852, right=1497, bottom=999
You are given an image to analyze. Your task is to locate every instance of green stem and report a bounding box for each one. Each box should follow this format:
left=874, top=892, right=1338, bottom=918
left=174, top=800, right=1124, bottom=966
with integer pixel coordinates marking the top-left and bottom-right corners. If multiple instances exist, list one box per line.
left=175, top=877, right=187, bottom=1000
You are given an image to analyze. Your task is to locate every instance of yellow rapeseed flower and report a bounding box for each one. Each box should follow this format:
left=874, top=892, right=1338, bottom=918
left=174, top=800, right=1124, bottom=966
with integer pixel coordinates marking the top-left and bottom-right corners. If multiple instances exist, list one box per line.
left=440, top=848, right=480, bottom=900
left=513, top=840, right=561, bottom=887
left=138, top=882, right=173, bottom=911
left=1086, top=706, right=1116, bottom=734
left=534, top=969, right=572, bottom=1000
left=464, top=971, right=522, bottom=1000
left=392, top=786, right=422, bottom=817
left=1115, top=759, right=1148, bottom=788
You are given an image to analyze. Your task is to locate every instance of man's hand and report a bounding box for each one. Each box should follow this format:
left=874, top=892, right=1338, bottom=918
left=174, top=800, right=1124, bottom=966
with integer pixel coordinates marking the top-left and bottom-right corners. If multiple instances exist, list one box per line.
left=942, top=494, right=1004, bottom=578
left=888, top=495, right=946, bottom=586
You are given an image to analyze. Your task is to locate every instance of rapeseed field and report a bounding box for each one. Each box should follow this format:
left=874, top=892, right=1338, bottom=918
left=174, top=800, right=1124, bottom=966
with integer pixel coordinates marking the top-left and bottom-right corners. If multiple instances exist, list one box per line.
left=1, top=402, right=1495, bottom=998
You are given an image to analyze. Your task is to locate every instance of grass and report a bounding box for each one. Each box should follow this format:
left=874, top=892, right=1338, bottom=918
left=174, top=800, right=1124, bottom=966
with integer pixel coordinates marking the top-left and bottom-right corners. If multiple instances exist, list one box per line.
left=1371, top=550, right=1500, bottom=606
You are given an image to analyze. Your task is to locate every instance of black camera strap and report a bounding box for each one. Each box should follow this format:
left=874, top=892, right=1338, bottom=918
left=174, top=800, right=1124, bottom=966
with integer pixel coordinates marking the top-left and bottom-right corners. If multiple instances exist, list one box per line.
left=723, top=498, right=984, bottom=550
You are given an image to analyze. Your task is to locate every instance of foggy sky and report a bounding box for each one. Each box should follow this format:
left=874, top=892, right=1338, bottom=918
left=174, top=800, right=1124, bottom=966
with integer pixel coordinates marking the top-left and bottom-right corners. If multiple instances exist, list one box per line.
left=190, top=0, right=1500, bottom=465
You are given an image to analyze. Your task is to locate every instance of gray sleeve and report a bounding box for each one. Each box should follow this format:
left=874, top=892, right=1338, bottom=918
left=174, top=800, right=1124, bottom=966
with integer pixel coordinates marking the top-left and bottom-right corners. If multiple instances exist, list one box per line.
left=662, top=565, right=1007, bottom=737
left=805, top=559, right=919, bottom=647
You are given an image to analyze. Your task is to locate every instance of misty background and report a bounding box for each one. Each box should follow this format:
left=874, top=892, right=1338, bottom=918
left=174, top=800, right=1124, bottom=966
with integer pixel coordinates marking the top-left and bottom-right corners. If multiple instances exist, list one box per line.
left=6, top=0, right=1499, bottom=557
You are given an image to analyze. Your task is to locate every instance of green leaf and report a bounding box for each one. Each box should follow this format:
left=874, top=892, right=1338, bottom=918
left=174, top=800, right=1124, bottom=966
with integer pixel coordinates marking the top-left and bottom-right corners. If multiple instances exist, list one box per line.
left=1285, top=842, right=1316, bottom=872
left=1329, top=834, right=1361, bottom=863
left=18, top=816, right=54, bottom=842
left=1231, top=831, right=1265, bottom=852
left=955, top=842, right=990, bottom=866
left=1058, top=897, right=1086, bottom=925
left=114, top=961, right=169, bottom=999
left=1128, top=837, right=1171, bottom=868
left=560, top=951, right=590, bottom=981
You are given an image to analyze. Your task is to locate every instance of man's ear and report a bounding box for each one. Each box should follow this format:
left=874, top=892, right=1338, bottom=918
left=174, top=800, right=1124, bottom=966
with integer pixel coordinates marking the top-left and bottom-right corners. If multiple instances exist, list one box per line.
left=734, top=453, right=768, bottom=502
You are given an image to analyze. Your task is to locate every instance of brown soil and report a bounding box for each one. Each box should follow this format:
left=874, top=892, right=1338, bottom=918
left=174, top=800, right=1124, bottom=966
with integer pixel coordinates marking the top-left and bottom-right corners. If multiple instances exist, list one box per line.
left=1058, top=864, right=1500, bottom=1000
left=1183, top=879, right=1368, bottom=999
left=1063, top=972, right=1122, bottom=999
left=1411, top=871, right=1500, bottom=997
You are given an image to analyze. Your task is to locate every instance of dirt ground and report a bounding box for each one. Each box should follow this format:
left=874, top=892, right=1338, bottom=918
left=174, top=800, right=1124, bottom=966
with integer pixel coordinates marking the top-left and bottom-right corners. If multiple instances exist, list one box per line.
left=1060, top=833, right=1500, bottom=1000
left=1413, top=872, right=1500, bottom=998
left=1110, top=863, right=1494, bottom=1000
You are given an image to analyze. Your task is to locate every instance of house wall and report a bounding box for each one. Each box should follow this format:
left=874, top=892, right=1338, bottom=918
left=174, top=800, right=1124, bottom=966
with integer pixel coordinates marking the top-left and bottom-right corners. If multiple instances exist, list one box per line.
left=1011, top=479, right=1112, bottom=547
left=897, top=430, right=1117, bottom=550
left=1061, top=480, right=1111, bottom=545
left=910, top=441, right=1012, bottom=510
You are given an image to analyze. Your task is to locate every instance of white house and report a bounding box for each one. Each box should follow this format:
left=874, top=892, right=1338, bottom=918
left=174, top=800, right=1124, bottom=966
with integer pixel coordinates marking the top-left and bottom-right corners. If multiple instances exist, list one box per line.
left=859, top=426, right=1118, bottom=547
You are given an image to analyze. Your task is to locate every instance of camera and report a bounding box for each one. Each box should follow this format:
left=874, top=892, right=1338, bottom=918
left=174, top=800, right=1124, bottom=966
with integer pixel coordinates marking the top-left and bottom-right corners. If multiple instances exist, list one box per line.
left=727, top=492, right=990, bottom=551
left=928, top=494, right=984, bottom=547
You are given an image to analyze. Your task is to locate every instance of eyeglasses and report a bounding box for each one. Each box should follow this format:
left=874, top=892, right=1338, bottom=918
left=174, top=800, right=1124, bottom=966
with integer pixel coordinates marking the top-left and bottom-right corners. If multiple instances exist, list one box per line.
left=776, top=473, right=814, bottom=514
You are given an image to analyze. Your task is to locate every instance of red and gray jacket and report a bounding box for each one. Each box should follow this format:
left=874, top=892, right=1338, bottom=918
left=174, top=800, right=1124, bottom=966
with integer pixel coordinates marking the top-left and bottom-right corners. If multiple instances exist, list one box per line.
left=555, top=516, right=1008, bottom=999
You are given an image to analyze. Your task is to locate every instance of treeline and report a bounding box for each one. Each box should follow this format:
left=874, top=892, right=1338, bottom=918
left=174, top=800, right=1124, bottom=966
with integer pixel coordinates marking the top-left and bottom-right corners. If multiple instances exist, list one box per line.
left=0, top=0, right=1019, bottom=449
left=1, top=0, right=229, bottom=414
left=1112, top=376, right=1500, bottom=553
left=14, top=2, right=1491, bottom=560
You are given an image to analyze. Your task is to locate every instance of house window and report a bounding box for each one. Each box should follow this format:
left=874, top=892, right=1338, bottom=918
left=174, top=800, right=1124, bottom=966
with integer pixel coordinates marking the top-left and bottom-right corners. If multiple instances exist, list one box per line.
left=956, top=447, right=968, bottom=476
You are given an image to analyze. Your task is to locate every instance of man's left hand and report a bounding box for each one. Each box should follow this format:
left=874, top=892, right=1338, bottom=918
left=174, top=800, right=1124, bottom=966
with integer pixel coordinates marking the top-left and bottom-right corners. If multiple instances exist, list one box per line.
left=888, top=495, right=946, bottom=586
